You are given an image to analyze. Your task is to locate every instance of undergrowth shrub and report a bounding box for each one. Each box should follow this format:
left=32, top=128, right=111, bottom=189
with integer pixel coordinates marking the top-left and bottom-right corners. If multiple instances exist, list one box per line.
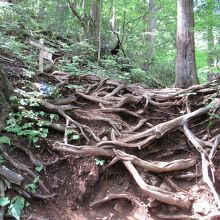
left=146, top=61, right=176, bottom=87
left=130, top=68, right=146, bottom=83
left=4, top=90, right=52, bottom=146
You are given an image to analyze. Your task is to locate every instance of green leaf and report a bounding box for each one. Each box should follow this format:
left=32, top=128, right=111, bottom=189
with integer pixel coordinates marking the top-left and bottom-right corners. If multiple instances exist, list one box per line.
left=25, top=183, right=36, bottom=193
left=32, top=137, right=39, bottom=143
left=0, top=154, right=5, bottom=164
left=0, top=136, right=10, bottom=145
left=35, top=165, right=44, bottom=172
left=71, top=134, right=80, bottom=141
left=37, top=120, right=49, bottom=127
left=25, top=176, right=40, bottom=193
left=40, top=132, right=48, bottom=138
left=49, top=114, right=59, bottom=122
left=9, top=96, right=18, bottom=102
left=95, top=158, right=105, bottom=166
left=7, top=196, right=25, bottom=220
left=66, top=128, right=74, bottom=136
left=0, top=197, right=10, bottom=206
left=33, top=176, right=40, bottom=184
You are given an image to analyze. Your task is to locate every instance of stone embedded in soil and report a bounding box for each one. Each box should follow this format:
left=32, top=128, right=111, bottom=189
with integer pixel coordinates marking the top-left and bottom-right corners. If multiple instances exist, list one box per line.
left=192, top=198, right=211, bottom=215
left=102, top=136, right=108, bottom=141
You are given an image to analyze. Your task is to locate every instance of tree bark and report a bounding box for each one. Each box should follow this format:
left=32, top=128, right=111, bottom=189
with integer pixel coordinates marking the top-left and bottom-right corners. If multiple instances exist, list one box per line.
left=207, top=26, right=215, bottom=68
left=88, top=0, right=102, bottom=51
left=0, top=68, right=13, bottom=131
left=67, top=0, right=102, bottom=55
left=145, top=0, right=157, bottom=65
left=206, top=1, right=215, bottom=69
left=175, top=0, right=198, bottom=88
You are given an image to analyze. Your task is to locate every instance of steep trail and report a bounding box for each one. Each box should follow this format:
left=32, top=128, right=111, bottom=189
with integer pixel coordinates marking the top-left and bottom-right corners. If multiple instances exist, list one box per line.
left=0, top=54, right=220, bottom=219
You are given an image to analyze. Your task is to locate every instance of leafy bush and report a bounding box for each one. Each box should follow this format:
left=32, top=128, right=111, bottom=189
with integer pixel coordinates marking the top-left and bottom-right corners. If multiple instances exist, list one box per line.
left=146, top=61, right=176, bottom=87
left=0, top=196, right=25, bottom=220
left=5, top=112, right=49, bottom=144
left=4, top=90, right=50, bottom=145
left=25, top=176, right=40, bottom=193
left=7, top=196, right=25, bottom=220
left=0, top=136, right=10, bottom=145
left=130, top=68, right=146, bottom=83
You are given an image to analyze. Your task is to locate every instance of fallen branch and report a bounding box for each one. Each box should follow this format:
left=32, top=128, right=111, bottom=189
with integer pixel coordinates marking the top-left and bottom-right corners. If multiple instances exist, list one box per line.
left=0, top=165, right=24, bottom=185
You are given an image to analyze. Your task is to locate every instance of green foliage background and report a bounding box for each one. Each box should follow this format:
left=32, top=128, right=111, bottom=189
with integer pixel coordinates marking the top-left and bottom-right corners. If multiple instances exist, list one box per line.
left=0, top=0, right=220, bottom=86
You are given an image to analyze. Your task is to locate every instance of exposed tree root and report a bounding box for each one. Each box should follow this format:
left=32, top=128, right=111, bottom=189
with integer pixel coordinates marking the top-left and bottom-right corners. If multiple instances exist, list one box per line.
left=0, top=179, right=6, bottom=220
left=41, top=101, right=100, bottom=143
left=113, top=149, right=196, bottom=173
left=157, top=211, right=220, bottom=220
left=157, top=213, right=202, bottom=220
left=90, top=193, right=139, bottom=208
left=0, top=145, right=49, bottom=193
left=52, top=142, right=113, bottom=157
left=90, top=192, right=150, bottom=219
left=123, top=160, right=192, bottom=209
left=4, top=73, right=220, bottom=219
left=39, top=76, right=220, bottom=216
left=11, top=142, right=64, bottom=167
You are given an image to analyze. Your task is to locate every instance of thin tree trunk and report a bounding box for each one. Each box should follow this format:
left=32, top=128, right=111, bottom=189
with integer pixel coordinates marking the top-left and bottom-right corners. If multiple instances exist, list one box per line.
left=207, top=26, right=215, bottom=68
left=0, top=68, right=13, bottom=131
left=88, top=0, right=101, bottom=46
left=206, top=0, right=215, bottom=69
left=145, top=0, right=157, bottom=64
left=67, top=0, right=87, bottom=31
left=88, top=0, right=102, bottom=59
left=97, top=0, right=102, bottom=62
left=175, top=0, right=198, bottom=88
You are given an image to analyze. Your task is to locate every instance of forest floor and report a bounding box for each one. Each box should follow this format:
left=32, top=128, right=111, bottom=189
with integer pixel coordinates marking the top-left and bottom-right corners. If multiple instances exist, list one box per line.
left=1, top=50, right=220, bottom=220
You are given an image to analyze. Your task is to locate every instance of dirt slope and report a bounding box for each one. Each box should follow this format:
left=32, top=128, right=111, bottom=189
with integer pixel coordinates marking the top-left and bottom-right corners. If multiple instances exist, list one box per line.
left=1, top=67, right=220, bottom=220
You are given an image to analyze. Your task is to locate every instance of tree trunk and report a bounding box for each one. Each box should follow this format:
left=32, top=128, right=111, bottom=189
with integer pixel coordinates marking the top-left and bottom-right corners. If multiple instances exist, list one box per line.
left=67, top=0, right=102, bottom=57
left=175, top=0, right=198, bottom=88
left=207, top=25, right=215, bottom=68
left=56, top=0, right=68, bottom=31
left=88, top=0, right=102, bottom=52
left=206, top=1, right=215, bottom=69
left=145, top=0, right=157, bottom=65
left=0, top=68, right=13, bottom=131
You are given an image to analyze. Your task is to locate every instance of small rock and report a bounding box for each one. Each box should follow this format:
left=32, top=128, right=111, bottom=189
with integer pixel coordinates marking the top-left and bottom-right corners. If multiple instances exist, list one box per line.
left=192, top=198, right=211, bottom=215
left=102, top=136, right=108, bottom=141
left=202, top=134, right=209, bottom=141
